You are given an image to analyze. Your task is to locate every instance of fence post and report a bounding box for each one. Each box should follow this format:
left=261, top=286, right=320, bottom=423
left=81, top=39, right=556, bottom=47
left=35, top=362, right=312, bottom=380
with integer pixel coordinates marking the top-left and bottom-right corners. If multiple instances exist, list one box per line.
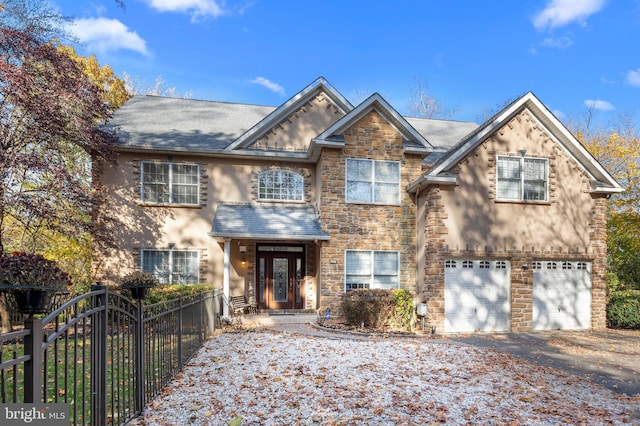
left=91, top=283, right=108, bottom=426
left=23, top=317, right=43, bottom=403
left=198, top=292, right=203, bottom=345
left=177, top=296, right=183, bottom=367
left=134, top=299, right=145, bottom=415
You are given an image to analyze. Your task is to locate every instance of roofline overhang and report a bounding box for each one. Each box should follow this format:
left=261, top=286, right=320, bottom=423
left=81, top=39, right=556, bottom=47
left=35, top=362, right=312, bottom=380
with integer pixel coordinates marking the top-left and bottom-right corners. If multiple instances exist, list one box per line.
left=112, top=145, right=316, bottom=163
left=208, top=232, right=331, bottom=242
left=403, top=146, right=432, bottom=155
left=406, top=174, right=457, bottom=194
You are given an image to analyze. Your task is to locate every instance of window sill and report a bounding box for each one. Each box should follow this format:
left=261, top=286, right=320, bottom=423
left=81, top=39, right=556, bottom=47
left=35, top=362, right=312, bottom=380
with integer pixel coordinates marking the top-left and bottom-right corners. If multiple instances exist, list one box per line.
left=494, top=199, right=550, bottom=206
left=257, top=199, right=306, bottom=204
left=137, top=202, right=202, bottom=209
left=346, top=201, right=401, bottom=207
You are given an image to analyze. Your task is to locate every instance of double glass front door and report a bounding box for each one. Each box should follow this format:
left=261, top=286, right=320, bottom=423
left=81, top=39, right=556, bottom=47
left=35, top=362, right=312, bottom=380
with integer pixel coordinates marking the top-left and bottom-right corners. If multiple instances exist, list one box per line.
left=256, top=245, right=305, bottom=310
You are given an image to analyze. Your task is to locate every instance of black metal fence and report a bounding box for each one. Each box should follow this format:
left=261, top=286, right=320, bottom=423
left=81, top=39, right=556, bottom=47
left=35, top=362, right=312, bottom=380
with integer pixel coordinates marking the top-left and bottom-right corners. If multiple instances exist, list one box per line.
left=0, top=284, right=222, bottom=425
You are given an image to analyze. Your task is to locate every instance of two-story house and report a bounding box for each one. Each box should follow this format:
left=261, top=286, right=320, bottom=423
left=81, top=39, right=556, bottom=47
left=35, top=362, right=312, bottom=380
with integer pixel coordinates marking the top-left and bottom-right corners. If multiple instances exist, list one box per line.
left=94, top=77, right=622, bottom=332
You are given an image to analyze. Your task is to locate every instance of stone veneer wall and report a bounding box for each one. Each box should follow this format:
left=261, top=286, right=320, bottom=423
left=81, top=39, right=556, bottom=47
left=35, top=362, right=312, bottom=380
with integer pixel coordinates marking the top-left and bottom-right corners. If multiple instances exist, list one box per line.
left=318, top=110, right=423, bottom=313
left=589, top=196, right=609, bottom=330
left=420, top=112, right=610, bottom=332
left=422, top=190, right=608, bottom=332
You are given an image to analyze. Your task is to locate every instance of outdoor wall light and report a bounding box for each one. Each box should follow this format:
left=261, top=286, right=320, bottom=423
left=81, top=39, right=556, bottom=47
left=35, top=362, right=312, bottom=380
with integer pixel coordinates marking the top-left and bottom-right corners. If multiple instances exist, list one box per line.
left=519, top=149, right=527, bottom=157
left=239, top=246, right=247, bottom=266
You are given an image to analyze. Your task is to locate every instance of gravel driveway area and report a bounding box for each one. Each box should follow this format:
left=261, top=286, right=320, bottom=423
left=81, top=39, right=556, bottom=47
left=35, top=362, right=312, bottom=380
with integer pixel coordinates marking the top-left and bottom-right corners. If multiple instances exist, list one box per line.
left=136, top=329, right=639, bottom=425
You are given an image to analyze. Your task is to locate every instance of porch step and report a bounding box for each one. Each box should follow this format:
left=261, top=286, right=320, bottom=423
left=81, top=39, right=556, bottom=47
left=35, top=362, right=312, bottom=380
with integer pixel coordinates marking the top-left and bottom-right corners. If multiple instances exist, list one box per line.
left=239, top=312, right=317, bottom=327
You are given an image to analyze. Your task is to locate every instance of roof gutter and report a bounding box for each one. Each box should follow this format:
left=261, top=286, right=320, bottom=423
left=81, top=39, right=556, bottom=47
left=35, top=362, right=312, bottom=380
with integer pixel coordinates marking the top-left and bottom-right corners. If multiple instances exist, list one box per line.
left=406, top=174, right=457, bottom=194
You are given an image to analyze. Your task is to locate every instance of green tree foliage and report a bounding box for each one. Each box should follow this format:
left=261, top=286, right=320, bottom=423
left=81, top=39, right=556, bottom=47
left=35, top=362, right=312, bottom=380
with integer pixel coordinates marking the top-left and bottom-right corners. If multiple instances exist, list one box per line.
left=571, top=113, right=640, bottom=290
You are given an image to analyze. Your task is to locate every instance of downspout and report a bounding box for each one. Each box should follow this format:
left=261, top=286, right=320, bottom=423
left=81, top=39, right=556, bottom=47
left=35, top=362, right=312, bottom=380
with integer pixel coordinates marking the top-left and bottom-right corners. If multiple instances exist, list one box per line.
left=223, top=238, right=230, bottom=318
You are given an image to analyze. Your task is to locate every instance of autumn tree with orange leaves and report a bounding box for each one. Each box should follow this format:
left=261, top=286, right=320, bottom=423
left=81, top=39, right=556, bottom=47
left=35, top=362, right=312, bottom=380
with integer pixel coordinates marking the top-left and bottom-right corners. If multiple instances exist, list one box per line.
left=572, top=112, right=640, bottom=290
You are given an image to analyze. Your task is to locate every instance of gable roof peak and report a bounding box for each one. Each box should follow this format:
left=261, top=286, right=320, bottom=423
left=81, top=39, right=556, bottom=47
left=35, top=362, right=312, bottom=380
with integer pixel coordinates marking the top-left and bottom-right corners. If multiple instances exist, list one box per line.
left=312, top=91, right=433, bottom=155
left=225, top=76, right=353, bottom=151
left=407, top=90, right=622, bottom=194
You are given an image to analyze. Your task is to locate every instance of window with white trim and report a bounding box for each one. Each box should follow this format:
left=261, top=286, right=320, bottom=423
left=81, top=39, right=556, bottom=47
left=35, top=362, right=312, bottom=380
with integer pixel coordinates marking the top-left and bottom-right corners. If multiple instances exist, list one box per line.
left=497, top=156, right=548, bottom=201
left=258, top=170, right=303, bottom=201
left=346, top=159, right=400, bottom=204
left=141, top=249, right=199, bottom=284
left=345, top=250, right=399, bottom=291
left=141, top=162, right=199, bottom=205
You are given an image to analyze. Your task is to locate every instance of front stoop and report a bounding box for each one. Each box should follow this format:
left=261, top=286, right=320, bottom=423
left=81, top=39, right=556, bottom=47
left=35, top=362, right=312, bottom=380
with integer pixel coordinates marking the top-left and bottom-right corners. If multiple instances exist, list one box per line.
left=238, top=311, right=317, bottom=327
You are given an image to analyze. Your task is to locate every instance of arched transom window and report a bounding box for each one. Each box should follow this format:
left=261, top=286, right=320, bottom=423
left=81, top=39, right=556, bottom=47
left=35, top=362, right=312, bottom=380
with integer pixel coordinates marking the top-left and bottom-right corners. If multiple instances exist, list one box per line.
left=258, top=170, right=303, bottom=201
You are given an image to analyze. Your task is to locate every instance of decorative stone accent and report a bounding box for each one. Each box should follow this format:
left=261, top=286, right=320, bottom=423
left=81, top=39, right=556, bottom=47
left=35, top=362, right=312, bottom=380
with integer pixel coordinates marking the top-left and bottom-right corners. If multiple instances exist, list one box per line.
left=318, top=110, right=423, bottom=313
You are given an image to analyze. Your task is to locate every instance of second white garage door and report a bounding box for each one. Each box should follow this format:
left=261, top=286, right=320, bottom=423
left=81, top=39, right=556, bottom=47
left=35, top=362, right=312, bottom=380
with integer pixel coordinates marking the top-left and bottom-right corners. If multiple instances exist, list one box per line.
left=533, top=261, right=591, bottom=330
left=444, top=259, right=510, bottom=333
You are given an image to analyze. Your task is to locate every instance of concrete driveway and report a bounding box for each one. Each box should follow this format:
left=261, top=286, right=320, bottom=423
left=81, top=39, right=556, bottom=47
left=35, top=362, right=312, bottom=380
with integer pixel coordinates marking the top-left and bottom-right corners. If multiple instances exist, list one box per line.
left=449, top=329, right=640, bottom=397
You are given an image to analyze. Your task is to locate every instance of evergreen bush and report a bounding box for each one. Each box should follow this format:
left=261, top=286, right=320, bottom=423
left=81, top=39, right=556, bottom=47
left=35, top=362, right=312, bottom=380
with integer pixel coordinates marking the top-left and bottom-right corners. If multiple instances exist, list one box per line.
left=607, top=290, right=640, bottom=329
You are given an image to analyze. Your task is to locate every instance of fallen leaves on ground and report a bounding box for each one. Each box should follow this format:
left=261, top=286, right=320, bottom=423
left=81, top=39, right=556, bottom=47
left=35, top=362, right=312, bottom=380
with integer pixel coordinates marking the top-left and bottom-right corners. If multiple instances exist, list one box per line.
left=138, top=331, right=638, bottom=425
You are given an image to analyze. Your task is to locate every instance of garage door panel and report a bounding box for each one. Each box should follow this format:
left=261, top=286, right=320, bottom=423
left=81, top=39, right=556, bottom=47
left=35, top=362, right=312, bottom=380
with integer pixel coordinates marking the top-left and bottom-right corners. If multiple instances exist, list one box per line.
left=533, top=261, right=591, bottom=330
left=444, top=260, right=510, bottom=333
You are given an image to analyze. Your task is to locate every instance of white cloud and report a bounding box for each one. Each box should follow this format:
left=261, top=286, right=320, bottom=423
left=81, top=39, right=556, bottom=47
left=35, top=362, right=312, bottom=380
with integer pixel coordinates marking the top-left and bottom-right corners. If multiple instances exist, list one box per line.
left=626, top=69, right=640, bottom=87
left=145, top=0, right=225, bottom=20
left=533, top=0, right=606, bottom=31
left=584, top=99, right=615, bottom=111
left=70, top=18, right=149, bottom=56
left=250, top=77, right=286, bottom=96
left=540, top=35, right=573, bottom=49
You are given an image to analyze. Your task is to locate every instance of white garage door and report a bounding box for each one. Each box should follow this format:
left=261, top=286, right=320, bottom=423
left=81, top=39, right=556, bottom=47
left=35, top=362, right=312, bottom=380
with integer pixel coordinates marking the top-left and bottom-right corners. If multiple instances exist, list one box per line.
left=533, top=261, right=591, bottom=330
left=444, top=259, right=510, bottom=333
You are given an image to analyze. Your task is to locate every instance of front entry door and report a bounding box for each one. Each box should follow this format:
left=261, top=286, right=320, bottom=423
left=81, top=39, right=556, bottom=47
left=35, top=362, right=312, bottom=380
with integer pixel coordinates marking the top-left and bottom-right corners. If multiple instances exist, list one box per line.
left=256, top=246, right=305, bottom=310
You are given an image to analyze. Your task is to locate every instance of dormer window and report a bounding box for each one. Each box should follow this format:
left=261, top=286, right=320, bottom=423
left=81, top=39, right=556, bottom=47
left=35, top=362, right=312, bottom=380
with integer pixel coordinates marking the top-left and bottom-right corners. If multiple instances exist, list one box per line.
left=258, top=170, right=303, bottom=201
left=497, top=155, right=548, bottom=202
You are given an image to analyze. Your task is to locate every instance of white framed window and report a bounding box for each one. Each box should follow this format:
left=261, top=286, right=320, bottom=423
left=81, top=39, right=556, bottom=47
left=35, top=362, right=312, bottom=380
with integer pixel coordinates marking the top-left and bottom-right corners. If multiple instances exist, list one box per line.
left=345, top=250, right=399, bottom=291
left=445, top=260, right=457, bottom=268
left=497, top=155, right=548, bottom=201
left=141, top=162, right=199, bottom=205
left=258, top=170, right=303, bottom=201
left=141, top=249, right=199, bottom=284
left=346, top=159, right=400, bottom=204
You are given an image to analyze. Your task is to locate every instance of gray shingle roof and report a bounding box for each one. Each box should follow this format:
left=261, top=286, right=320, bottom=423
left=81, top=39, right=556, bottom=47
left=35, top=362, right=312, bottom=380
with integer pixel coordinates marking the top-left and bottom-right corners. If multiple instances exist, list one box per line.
left=109, top=96, right=276, bottom=151
left=210, top=203, right=330, bottom=240
left=405, top=117, right=479, bottom=151
left=109, top=96, right=478, bottom=154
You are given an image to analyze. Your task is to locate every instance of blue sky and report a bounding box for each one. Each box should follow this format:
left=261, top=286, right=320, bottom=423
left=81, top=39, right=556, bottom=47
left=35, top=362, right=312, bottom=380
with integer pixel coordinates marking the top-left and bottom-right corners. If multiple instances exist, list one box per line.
left=54, top=0, right=640, bottom=126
